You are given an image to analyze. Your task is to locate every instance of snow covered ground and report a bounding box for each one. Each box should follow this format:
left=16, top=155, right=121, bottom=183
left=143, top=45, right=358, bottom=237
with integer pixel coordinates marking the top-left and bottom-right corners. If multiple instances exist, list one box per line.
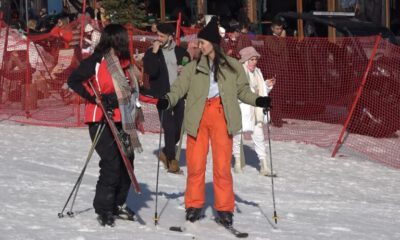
left=0, top=121, right=399, bottom=240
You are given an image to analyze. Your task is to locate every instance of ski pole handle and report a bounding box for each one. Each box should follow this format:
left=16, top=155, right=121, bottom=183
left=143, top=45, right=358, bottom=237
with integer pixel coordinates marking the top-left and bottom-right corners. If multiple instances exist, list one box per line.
left=263, top=107, right=271, bottom=115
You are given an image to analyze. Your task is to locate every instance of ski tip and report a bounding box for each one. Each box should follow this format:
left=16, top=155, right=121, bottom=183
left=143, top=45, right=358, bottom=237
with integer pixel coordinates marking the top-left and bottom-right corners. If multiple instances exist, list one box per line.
left=169, top=226, right=185, bottom=232
left=167, top=169, right=185, bottom=175
left=236, top=232, right=249, bottom=238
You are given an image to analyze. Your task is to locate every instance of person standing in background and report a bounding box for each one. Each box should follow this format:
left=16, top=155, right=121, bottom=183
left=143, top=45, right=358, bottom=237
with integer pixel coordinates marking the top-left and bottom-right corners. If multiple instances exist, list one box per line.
left=143, top=23, right=190, bottom=174
left=49, top=17, right=73, bottom=49
left=232, top=46, right=276, bottom=176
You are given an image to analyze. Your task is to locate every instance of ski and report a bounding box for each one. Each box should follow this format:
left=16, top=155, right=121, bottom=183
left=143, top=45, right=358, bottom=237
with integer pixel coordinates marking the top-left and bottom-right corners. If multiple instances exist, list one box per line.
left=167, top=169, right=184, bottom=175
left=169, top=214, right=206, bottom=233
left=169, top=226, right=186, bottom=232
left=215, top=218, right=249, bottom=238
left=88, top=82, right=141, bottom=193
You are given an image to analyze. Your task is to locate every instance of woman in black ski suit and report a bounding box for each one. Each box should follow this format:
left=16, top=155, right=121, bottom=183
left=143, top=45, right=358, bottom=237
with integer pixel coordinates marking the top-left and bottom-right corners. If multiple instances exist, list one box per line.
left=68, top=24, right=138, bottom=227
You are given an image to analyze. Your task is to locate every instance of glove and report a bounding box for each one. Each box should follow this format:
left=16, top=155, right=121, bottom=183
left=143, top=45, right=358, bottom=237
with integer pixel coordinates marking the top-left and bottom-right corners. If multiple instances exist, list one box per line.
left=156, top=98, right=169, bottom=110
left=255, top=96, right=271, bottom=109
left=86, top=95, right=96, bottom=104
left=101, top=93, right=119, bottom=112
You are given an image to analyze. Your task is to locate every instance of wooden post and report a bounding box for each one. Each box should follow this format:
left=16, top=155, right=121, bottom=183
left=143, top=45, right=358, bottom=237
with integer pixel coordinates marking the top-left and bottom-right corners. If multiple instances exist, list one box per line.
left=160, top=0, right=165, bottom=22
left=197, top=0, right=205, bottom=15
left=296, top=0, right=304, bottom=40
left=328, top=0, right=336, bottom=43
left=247, top=0, right=257, bottom=23
left=385, top=0, right=390, bottom=28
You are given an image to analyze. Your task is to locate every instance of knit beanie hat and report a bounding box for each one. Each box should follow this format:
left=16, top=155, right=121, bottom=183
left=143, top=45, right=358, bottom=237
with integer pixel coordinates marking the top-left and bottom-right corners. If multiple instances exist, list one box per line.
left=197, top=16, right=221, bottom=44
left=157, top=23, right=175, bottom=36
left=239, top=46, right=261, bottom=63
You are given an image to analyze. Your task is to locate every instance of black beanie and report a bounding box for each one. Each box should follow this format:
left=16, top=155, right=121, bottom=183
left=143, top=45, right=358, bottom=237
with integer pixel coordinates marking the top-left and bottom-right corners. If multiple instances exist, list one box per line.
left=157, top=23, right=175, bottom=36
left=197, top=16, right=221, bottom=44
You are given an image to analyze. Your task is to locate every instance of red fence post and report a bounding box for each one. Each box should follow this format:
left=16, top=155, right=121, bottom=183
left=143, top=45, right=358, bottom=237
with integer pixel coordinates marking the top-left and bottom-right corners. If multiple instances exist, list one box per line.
left=0, top=11, right=7, bottom=105
left=331, top=35, right=382, bottom=157
left=24, top=1, right=31, bottom=118
left=126, top=24, right=135, bottom=65
left=80, top=0, right=87, bottom=49
left=175, top=12, right=182, bottom=46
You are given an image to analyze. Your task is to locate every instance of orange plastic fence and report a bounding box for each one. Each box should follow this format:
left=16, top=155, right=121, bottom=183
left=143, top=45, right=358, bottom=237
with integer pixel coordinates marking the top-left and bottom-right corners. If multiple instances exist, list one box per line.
left=1, top=22, right=399, bottom=168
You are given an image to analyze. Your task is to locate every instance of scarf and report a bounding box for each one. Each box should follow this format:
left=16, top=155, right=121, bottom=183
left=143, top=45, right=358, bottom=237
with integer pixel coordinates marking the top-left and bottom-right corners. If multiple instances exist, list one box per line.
left=105, top=49, right=143, bottom=153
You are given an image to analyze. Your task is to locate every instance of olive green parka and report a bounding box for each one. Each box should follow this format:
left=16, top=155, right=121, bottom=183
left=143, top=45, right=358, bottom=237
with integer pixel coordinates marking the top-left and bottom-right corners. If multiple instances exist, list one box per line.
left=166, top=54, right=259, bottom=137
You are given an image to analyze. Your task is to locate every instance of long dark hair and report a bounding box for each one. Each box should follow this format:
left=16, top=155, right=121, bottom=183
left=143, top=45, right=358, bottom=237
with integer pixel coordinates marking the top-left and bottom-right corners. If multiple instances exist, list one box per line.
left=197, top=43, right=236, bottom=81
left=94, top=23, right=130, bottom=60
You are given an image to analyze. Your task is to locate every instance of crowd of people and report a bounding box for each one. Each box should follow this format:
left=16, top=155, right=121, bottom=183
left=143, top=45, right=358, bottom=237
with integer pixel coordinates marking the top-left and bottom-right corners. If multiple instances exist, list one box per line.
left=7, top=4, right=284, bottom=228
left=65, top=13, right=280, bottom=228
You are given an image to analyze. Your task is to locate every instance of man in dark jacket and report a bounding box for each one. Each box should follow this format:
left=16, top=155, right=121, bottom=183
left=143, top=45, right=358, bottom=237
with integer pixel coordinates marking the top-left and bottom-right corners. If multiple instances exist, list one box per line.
left=143, top=23, right=190, bottom=174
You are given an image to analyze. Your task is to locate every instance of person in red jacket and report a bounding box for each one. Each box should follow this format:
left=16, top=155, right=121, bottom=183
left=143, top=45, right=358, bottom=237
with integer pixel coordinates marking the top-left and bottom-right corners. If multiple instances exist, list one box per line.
left=50, top=17, right=73, bottom=49
left=67, top=24, right=140, bottom=227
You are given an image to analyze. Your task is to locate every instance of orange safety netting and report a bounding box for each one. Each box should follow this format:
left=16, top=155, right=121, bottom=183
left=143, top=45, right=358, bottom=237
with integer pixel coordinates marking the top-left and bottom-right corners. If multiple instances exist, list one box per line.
left=1, top=21, right=399, bottom=168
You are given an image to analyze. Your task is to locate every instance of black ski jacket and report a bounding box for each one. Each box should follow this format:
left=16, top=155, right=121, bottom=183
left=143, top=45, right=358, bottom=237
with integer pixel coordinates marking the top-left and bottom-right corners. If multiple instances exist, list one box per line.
left=142, top=45, right=190, bottom=98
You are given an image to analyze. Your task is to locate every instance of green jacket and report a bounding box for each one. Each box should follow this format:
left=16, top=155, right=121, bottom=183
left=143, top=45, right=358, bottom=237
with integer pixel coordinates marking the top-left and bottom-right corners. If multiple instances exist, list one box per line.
left=166, top=54, right=259, bottom=137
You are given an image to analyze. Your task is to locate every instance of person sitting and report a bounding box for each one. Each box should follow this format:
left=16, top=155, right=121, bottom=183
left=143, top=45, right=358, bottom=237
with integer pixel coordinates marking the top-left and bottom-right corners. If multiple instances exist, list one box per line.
left=82, top=23, right=101, bottom=54
left=36, top=8, right=50, bottom=32
left=50, top=17, right=73, bottom=49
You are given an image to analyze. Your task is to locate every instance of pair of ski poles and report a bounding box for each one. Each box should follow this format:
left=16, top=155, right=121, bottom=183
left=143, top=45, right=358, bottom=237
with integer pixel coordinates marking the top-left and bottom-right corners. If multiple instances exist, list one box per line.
left=58, top=107, right=164, bottom=224
left=153, top=108, right=278, bottom=225
left=58, top=108, right=278, bottom=225
left=58, top=123, right=106, bottom=218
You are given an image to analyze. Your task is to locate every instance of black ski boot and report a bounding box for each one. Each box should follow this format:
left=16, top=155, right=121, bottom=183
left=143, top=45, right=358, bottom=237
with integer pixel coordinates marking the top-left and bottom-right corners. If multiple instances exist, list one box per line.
left=185, top=207, right=202, bottom=222
left=97, top=211, right=115, bottom=227
left=115, top=204, right=136, bottom=221
left=217, top=211, right=233, bottom=227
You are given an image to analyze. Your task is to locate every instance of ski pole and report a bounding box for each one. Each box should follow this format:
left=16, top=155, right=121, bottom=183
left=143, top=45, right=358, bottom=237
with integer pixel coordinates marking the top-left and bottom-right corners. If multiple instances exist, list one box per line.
left=154, top=110, right=164, bottom=226
left=58, top=123, right=106, bottom=218
left=67, top=122, right=106, bottom=216
left=263, top=107, right=279, bottom=224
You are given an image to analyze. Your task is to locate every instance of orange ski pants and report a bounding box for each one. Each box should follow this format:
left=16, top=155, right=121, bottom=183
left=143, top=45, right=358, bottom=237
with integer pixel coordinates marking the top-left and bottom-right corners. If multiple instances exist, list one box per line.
left=185, top=97, right=235, bottom=212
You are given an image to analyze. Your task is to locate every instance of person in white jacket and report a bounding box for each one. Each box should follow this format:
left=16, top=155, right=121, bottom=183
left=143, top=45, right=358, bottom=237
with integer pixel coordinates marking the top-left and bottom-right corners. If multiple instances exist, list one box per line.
left=232, top=46, right=276, bottom=176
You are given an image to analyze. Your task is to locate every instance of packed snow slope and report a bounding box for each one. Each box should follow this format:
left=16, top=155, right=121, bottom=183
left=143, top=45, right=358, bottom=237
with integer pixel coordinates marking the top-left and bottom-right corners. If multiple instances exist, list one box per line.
left=0, top=121, right=399, bottom=240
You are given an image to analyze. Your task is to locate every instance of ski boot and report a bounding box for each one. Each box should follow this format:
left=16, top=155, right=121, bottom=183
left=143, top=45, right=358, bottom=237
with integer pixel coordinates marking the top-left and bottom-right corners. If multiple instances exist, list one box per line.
left=115, top=204, right=136, bottom=221
left=217, top=211, right=233, bottom=227
left=185, top=207, right=202, bottom=222
left=97, top=211, right=115, bottom=227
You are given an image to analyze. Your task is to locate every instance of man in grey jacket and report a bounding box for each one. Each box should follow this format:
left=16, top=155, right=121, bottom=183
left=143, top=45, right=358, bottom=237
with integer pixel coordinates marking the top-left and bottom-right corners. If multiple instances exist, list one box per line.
left=143, top=23, right=190, bottom=173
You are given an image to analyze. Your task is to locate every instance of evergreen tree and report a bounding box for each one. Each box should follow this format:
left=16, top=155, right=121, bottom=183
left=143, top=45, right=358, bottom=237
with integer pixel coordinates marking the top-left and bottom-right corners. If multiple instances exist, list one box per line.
left=102, top=0, right=147, bottom=27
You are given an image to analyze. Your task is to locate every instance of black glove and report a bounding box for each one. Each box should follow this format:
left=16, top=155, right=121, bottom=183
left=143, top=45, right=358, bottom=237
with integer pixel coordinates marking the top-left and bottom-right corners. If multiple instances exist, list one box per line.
left=156, top=98, right=169, bottom=110
left=255, top=96, right=271, bottom=109
left=101, top=93, right=119, bottom=112
left=86, top=95, right=96, bottom=104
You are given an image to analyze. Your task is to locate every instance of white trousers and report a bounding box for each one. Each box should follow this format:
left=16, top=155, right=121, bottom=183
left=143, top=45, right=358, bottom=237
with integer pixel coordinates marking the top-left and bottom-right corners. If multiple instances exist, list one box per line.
left=232, top=123, right=267, bottom=167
